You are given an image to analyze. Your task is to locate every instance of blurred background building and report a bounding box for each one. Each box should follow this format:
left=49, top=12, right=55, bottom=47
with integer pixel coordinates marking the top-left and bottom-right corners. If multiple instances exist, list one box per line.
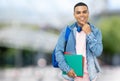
left=0, top=0, right=120, bottom=81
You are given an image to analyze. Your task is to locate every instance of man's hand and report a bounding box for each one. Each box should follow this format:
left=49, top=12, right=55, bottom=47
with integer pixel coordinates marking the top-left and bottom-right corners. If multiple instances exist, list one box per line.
left=67, top=69, right=76, bottom=78
left=82, top=23, right=91, bottom=34
left=80, top=22, right=91, bottom=34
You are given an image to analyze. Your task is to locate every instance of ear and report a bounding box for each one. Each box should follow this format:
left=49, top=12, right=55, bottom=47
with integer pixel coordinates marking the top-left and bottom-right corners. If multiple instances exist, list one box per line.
left=73, top=12, right=76, bottom=18
left=73, top=12, right=75, bottom=16
left=88, top=10, right=89, bottom=15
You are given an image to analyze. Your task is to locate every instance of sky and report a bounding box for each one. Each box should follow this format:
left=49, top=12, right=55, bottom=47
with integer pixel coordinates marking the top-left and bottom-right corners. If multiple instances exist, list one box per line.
left=107, top=0, right=120, bottom=10
left=0, top=0, right=120, bottom=28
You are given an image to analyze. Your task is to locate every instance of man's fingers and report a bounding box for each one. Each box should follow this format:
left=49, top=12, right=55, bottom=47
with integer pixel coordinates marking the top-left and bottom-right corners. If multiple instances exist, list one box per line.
left=73, top=72, right=77, bottom=78
left=71, top=71, right=76, bottom=78
left=81, top=21, right=86, bottom=26
left=82, top=23, right=91, bottom=34
left=67, top=69, right=76, bottom=78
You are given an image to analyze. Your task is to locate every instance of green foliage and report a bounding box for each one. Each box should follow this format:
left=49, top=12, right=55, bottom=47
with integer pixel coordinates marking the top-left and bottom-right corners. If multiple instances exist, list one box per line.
left=0, top=23, right=10, bottom=29
left=97, top=16, right=120, bottom=54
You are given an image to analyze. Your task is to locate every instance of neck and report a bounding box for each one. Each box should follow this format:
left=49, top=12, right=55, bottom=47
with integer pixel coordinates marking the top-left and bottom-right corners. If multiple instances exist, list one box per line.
left=77, top=22, right=90, bottom=27
left=77, top=22, right=84, bottom=27
left=76, top=22, right=82, bottom=27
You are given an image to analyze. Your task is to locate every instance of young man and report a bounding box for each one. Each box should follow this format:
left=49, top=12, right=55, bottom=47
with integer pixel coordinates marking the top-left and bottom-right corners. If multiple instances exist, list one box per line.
left=55, top=2, right=103, bottom=81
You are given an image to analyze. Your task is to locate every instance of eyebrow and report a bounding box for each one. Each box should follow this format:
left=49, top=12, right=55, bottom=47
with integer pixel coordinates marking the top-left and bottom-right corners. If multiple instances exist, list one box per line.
left=75, top=10, right=88, bottom=12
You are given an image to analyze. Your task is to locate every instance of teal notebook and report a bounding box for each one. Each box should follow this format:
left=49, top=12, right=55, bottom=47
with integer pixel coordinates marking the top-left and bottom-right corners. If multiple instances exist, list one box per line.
left=63, top=55, right=83, bottom=76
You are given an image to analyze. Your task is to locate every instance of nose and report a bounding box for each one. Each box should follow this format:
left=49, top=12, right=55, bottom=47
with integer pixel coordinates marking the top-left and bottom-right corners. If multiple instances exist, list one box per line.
left=79, top=12, right=84, bottom=16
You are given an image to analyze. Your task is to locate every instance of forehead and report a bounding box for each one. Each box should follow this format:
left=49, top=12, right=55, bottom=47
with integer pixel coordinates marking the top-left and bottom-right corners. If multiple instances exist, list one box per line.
left=74, top=6, right=88, bottom=11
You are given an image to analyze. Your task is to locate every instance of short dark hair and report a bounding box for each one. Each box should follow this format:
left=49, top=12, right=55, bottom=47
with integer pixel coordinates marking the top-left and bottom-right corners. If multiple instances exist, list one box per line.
left=74, top=2, right=88, bottom=11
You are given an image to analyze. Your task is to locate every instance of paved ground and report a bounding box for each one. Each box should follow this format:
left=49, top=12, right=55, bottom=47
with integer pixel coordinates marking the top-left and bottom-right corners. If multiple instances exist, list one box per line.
left=0, top=65, right=120, bottom=81
left=97, top=66, right=120, bottom=81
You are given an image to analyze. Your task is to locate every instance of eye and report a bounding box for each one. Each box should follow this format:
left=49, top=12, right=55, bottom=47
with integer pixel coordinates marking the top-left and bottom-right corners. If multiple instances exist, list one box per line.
left=76, top=11, right=81, bottom=14
left=83, top=10, right=88, bottom=14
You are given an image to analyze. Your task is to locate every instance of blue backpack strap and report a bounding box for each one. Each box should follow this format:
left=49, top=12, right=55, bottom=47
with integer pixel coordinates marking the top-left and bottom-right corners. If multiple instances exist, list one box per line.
left=65, top=26, right=71, bottom=41
left=64, top=26, right=71, bottom=53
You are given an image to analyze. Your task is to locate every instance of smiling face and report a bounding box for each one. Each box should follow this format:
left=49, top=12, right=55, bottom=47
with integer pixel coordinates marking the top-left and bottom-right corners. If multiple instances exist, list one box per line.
left=74, top=6, right=89, bottom=27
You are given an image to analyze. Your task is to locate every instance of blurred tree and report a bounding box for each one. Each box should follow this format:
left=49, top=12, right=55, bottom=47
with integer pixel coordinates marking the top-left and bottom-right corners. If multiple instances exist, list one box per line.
left=98, top=16, right=120, bottom=54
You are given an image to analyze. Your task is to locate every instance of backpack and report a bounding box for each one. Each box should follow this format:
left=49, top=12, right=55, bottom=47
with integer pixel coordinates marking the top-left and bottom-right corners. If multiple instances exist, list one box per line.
left=52, top=26, right=71, bottom=68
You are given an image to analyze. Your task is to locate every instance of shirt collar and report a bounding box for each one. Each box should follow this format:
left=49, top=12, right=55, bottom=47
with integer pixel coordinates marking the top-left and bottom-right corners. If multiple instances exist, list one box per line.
left=75, top=22, right=82, bottom=32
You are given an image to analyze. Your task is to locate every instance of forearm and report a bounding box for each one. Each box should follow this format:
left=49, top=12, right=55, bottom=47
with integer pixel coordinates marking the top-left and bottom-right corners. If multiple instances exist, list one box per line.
left=56, top=51, right=71, bottom=73
left=87, top=31, right=103, bottom=57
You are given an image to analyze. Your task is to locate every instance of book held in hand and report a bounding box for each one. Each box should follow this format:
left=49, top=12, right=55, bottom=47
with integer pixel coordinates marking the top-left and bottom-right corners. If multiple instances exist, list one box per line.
left=63, top=54, right=83, bottom=76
